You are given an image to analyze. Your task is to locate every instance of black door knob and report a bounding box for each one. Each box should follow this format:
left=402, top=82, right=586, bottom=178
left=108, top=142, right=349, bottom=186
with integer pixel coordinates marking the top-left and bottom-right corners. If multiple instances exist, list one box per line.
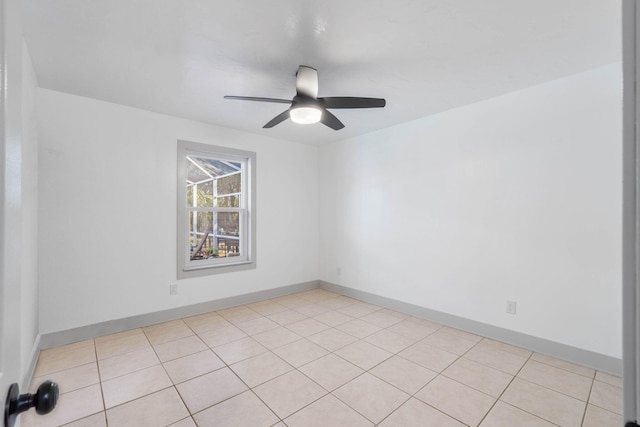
left=4, top=381, right=59, bottom=427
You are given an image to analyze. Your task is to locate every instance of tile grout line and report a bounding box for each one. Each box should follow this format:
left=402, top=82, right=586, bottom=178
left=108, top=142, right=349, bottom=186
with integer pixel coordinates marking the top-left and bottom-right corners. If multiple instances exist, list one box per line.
left=28, top=290, right=622, bottom=427
left=473, top=346, right=537, bottom=427
left=146, top=320, right=197, bottom=426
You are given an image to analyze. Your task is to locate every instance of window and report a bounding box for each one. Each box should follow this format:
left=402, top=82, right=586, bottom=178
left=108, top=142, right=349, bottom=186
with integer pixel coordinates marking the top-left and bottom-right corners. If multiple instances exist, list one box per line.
left=177, top=141, right=256, bottom=278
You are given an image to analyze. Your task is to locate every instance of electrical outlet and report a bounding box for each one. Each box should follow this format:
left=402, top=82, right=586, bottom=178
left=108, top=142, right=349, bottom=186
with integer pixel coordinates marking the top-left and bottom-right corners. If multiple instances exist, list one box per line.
left=337, top=267, right=341, bottom=276
left=506, top=300, right=517, bottom=314
left=170, top=284, right=178, bottom=296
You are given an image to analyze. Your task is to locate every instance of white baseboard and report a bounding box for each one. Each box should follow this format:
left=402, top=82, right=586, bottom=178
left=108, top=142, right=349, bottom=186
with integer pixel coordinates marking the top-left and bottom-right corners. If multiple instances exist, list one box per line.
left=320, top=281, right=622, bottom=376
left=37, top=278, right=621, bottom=376
left=39, top=280, right=318, bottom=350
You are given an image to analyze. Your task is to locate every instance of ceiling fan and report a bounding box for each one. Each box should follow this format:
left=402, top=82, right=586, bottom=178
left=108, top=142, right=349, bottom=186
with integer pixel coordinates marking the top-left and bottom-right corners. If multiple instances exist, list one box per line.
left=224, top=65, right=386, bottom=130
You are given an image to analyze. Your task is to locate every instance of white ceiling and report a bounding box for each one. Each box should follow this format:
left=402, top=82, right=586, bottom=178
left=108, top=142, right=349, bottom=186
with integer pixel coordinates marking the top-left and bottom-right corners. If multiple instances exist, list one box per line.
left=23, top=0, right=621, bottom=146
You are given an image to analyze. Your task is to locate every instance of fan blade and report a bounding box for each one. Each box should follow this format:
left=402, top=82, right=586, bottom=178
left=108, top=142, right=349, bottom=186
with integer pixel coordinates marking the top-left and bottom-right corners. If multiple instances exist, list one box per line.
left=224, top=96, right=291, bottom=104
left=263, top=109, right=291, bottom=128
left=320, top=109, right=345, bottom=130
left=296, top=66, right=318, bottom=98
left=320, top=97, right=386, bottom=109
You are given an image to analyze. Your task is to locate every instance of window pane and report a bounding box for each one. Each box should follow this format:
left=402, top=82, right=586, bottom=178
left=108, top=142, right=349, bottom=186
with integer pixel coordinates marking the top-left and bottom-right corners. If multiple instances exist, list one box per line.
left=186, top=158, right=210, bottom=182
left=216, top=195, right=239, bottom=208
left=217, top=211, right=239, bottom=237
left=216, top=236, right=240, bottom=258
left=186, top=181, right=213, bottom=207
left=217, top=173, right=241, bottom=196
left=189, top=212, right=213, bottom=260
left=198, top=181, right=213, bottom=207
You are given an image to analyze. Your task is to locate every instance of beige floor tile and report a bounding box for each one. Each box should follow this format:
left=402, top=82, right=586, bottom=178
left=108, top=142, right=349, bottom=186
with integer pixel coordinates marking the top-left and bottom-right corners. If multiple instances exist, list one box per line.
left=387, top=319, right=440, bottom=340
left=95, top=333, right=151, bottom=360
left=236, top=316, right=279, bottom=335
left=285, top=318, right=330, bottom=337
left=307, top=328, right=358, bottom=352
left=197, top=324, right=247, bottom=347
left=106, top=387, right=189, bottom=427
left=21, top=384, right=103, bottom=427
left=163, top=349, right=225, bottom=384
left=176, top=367, right=248, bottom=413
left=479, top=401, right=556, bottom=427
left=35, top=345, right=97, bottom=376
left=312, top=310, right=355, bottom=327
left=298, top=289, right=339, bottom=302
left=590, top=380, right=622, bottom=414
left=335, top=340, right=392, bottom=370
left=318, top=296, right=357, bottom=310
left=370, top=355, right=437, bottom=394
left=364, top=329, right=417, bottom=353
left=266, top=309, right=308, bottom=325
left=464, top=343, right=529, bottom=375
left=285, top=394, right=373, bottom=427
left=143, top=320, right=194, bottom=345
left=443, top=357, right=513, bottom=398
left=153, top=335, right=208, bottom=362
left=405, top=316, right=443, bottom=328
left=272, top=295, right=314, bottom=309
left=378, top=308, right=409, bottom=319
left=39, top=339, right=94, bottom=359
left=230, top=351, right=293, bottom=387
left=253, top=370, right=326, bottom=418
left=420, top=329, right=480, bottom=355
left=94, top=328, right=144, bottom=344
left=28, top=291, right=618, bottom=427
left=31, top=362, right=99, bottom=394
left=193, top=391, right=279, bottom=427
left=246, top=300, right=288, bottom=316
left=475, top=338, right=532, bottom=358
left=336, top=302, right=380, bottom=318
left=183, top=312, right=231, bottom=334
left=62, top=411, right=107, bottom=427
left=582, top=403, right=623, bottom=427
left=440, top=327, right=482, bottom=342
left=501, top=378, right=586, bottom=427
left=217, top=305, right=263, bottom=324
left=336, top=318, right=383, bottom=339
left=517, top=359, right=593, bottom=401
left=379, top=397, right=465, bottom=427
left=213, top=336, right=268, bottom=364
left=101, top=364, right=172, bottom=408
left=359, top=310, right=405, bottom=328
left=531, top=353, right=596, bottom=378
left=272, top=338, right=329, bottom=367
left=168, top=417, right=197, bottom=427
left=98, top=346, right=160, bottom=381
left=399, top=342, right=459, bottom=372
left=299, top=353, right=364, bottom=391
left=251, top=326, right=301, bottom=349
left=415, top=375, right=495, bottom=426
left=595, top=371, right=622, bottom=387
left=294, top=302, right=332, bottom=317
left=333, top=372, right=410, bottom=424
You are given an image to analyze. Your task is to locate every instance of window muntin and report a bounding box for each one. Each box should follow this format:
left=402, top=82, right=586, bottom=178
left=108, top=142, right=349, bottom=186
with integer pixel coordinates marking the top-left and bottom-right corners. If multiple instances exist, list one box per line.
left=178, top=141, right=255, bottom=278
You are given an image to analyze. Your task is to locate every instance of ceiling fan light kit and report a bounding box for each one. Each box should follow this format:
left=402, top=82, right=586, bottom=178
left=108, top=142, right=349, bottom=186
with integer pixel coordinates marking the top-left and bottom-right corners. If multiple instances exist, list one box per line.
left=290, top=106, right=322, bottom=124
left=224, top=65, right=386, bottom=130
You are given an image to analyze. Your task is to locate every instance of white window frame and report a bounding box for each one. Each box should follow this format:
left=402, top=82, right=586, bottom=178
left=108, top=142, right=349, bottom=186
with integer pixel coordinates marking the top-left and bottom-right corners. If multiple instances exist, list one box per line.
left=177, top=140, right=256, bottom=278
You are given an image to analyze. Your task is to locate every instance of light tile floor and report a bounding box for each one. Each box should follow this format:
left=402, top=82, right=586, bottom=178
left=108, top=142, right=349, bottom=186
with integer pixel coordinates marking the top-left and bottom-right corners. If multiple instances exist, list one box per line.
left=23, top=289, right=622, bottom=426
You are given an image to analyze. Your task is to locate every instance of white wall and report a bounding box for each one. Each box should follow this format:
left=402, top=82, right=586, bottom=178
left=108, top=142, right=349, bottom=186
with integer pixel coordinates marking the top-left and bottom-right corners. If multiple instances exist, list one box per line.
left=319, top=64, right=622, bottom=358
left=37, top=90, right=319, bottom=334
left=20, top=41, right=39, bottom=374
